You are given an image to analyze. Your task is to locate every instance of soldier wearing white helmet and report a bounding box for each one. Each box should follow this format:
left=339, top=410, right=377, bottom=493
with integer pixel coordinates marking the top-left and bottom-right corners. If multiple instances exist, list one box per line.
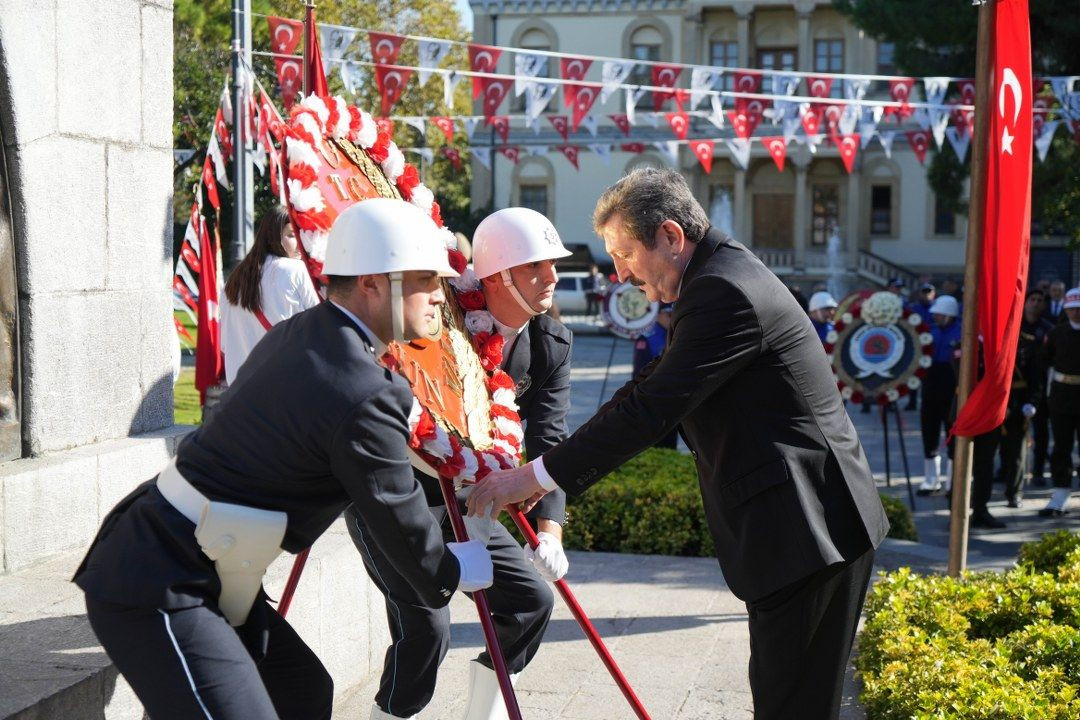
left=1039, top=286, right=1080, bottom=517
left=808, top=291, right=838, bottom=343
left=354, top=206, right=573, bottom=720
left=917, top=294, right=963, bottom=495
left=73, top=199, right=493, bottom=720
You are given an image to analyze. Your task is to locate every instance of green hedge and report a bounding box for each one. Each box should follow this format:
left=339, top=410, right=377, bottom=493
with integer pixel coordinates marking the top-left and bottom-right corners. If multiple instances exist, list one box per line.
left=857, top=531, right=1080, bottom=719
left=503, top=447, right=918, bottom=555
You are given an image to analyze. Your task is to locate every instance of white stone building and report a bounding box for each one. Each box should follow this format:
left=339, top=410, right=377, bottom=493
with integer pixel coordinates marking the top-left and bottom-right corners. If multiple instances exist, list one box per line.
left=468, top=0, right=971, bottom=291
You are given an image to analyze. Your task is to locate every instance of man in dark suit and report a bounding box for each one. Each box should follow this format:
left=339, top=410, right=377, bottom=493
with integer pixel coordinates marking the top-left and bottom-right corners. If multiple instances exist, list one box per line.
left=1044, top=280, right=1068, bottom=324
left=351, top=207, right=573, bottom=720
left=73, top=200, right=494, bottom=720
left=469, top=169, right=889, bottom=720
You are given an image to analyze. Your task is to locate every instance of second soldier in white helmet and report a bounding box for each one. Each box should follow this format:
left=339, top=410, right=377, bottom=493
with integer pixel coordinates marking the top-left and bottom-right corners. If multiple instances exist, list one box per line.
left=352, top=207, right=574, bottom=720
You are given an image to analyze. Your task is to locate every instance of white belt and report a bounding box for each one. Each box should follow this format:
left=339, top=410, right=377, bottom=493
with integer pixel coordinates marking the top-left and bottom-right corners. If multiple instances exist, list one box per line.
left=156, top=459, right=287, bottom=626
left=1052, top=370, right=1080, bottom=386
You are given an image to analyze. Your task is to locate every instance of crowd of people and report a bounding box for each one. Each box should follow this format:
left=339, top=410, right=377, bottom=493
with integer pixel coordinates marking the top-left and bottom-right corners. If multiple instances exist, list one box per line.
left=790, top=275, right=1080, bottom=528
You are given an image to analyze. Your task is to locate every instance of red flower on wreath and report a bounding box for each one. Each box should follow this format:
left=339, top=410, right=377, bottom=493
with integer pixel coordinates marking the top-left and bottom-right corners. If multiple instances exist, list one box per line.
left=396, top=165, right=421, bottom=200
left=448, top=249, right=467, bottom=274
left=368, top=131, right=391, bottom=163
left=487, top=370, right=515, bottom=393
left=457, top=290, right=487, bottom=311
left=851, top=391, right=864, bottom=404
left=431, top=200, right=443, bottom=228
left=410, top=409, right=438, bottom=449
left=478, top=333, right=505, bottom=371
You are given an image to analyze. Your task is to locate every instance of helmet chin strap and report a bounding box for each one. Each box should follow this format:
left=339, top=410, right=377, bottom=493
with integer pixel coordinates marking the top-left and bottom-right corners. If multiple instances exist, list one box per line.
left=390, top=272, right=405, bottom=343
left=500, top=269, right=541, bottom=317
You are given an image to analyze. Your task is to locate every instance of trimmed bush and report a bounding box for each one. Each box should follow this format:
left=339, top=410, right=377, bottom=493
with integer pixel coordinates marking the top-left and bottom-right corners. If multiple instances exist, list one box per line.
left=857, top=530, right=1080, bottom=719
left=879, top=493, right=919, bottom=542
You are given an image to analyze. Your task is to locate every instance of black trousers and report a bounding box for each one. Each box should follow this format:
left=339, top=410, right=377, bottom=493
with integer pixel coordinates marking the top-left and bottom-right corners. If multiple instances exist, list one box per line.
left=347, top=505, right=554, bottom=717
left=1050, top=411, right=1080, bottom=489
left=1032, top=397, right=1050, bottom=477
left=921, top=364, right=957, bottom=459
left=85, top=596, right=333, bottom=720
left=972, top=428, right=1003, bottom=509
left=746, top=548, right=875, bottom=720
left=997, top=408, right=1028, bottom=501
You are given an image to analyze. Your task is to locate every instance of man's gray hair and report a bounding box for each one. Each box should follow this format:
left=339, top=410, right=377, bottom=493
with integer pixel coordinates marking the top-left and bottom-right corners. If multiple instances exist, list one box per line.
left=592, top=168, right=711, bottom=249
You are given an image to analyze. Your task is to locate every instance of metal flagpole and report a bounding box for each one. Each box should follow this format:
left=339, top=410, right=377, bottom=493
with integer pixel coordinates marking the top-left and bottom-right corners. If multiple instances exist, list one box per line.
left=230, top=0, right=253, bottom=266
left=947, top=0, right=995, bottom=577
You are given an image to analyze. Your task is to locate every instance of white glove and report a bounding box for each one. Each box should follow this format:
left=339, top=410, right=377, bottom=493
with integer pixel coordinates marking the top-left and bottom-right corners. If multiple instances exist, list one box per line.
left=1022, top=403, right=1037, bottom=418
left=448, top=540, right=493, bottom=592
left=524, top=531, right=569, bottom=582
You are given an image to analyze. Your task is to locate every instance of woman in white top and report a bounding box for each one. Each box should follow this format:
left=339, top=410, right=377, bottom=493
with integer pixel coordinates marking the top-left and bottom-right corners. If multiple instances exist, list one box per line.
left=221, top=206, right=319, bottom=384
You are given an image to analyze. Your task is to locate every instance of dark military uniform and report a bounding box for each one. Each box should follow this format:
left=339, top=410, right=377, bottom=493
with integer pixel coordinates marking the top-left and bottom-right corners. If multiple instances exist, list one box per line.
left=1046, top=321, right=1080, bottom=490
left=346, top=313, right=571, bottom=718
left=74, top=303, right=461, bottom=720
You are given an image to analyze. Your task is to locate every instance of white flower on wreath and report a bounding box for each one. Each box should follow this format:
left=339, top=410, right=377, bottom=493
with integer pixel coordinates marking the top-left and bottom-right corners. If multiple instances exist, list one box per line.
left=299, top=94, right=330, bottom=126
left=919, top=332, right=933, bottom=345
left=918, top=355, right=933, bottom=368
left=841, top=386, right=853, bottom=400
left=410, top=184, right=435, bottom=215
left=437, top=227, right=457, bottom=251
left=841, top=312, right=853, bottom=325
left=427, top=428, right=453, bottom=459
left=492, top=387, right=517, bottom=409
left=886, top=388, right=900, bottom=402
left=907, top=377, right=921, bottom=390
left=862, top=291, right=904, bottom=327
left=450, top=267, right=480, bottom=292
left=465, top=310, right=494, bottom=335
left=381, top=143, right=406, bottom=182
left=908, top=313, right=922, bottom=326
left=825, top=330, right=839, bottom=344
left=356, top=109, right=377, bottom=148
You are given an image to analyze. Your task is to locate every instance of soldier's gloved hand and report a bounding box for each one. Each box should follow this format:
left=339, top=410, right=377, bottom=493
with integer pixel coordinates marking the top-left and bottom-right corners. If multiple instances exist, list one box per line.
left=448, top=540, right=493, bottom=592
left=1022, top=403, right=1037, bottom=418
left=525, top=532, right=569, bottom=582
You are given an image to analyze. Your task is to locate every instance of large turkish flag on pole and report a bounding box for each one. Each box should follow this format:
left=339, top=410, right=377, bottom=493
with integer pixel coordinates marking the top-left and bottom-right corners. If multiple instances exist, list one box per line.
left=194, top=211, right=224, bottom=405
left=951, top=0, right=1032, bottom=437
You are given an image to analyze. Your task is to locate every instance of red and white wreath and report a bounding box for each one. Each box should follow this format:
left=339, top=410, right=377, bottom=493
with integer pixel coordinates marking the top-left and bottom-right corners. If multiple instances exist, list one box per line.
left=283, top=94, right=523, bottom=484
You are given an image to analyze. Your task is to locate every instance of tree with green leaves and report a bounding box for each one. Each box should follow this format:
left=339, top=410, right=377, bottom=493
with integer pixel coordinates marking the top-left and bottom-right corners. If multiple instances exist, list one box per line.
left=833, top=0, right=1080, bottom=246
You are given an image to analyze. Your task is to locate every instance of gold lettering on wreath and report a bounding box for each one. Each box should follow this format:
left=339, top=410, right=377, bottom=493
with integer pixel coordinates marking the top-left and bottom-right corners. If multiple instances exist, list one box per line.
left=333, top=138, right=402, bottom=200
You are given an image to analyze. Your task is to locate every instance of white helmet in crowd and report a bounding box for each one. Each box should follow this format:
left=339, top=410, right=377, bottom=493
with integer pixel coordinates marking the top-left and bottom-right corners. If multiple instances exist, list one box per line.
left=929, top=295, right=960, bottom=318
left=472, top=207, right=572, bottom=316
left=324, top=199, right=457, bottom=341
left=808, top=291, right=838, bottom=313
left=1065, top=287, right=1080, bottom=309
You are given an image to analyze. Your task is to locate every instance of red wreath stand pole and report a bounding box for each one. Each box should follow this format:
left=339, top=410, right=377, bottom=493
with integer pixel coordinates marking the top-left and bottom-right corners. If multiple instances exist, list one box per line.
left=277, top=549, right=309, bottom=618
left=439, top=475, right=524, bottom=720
left=508, top=507, right=653, bottom=720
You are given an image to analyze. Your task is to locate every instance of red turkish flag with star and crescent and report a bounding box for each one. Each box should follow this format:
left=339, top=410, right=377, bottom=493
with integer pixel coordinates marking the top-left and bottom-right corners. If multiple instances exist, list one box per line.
left=273, top=57, right=303, bottom=110
left=666, top=111, right=690, bottom=140
left=441, top=146, right=463, bottom=170
left=689, top=140, right=714, bottom=174
left=621, top=143, right=645, bottom=153
left=368, top=31, right=405, bottom=65
left=267, top=16, right=303, bottom=54
left=194, top=210, right=223, bottom=404
left=557, top=145, right=580, bottom=170
left=432, top=116, right=456, bottom=143
left=801, top=103, right=823, bottom=135
left=375, top=65, right=413, bottom=116
left=497, top=146, right=521, bottom=164
left=762, top=136, right=787, bottom=172
left=565, top=83, right=600, bottom=131
left=549, top=115, right=570, bottom=141
left=651, top=64, right=683, bottom=110
left=835, top=133, right=860, bottom=173
left=957, top=79, right=977, bottom=106
left=610, top=114, right=632, bottom=136
left=560, top=57, right=593, bottom=82
left=906, top=130, right=930, bottom=165
left=488, top=115, right=510, bottom=143
left=806, top=76, right=834, bottom=98
left=469, top=44, right=502, bottom=98
left=952, top=0, right=1033, bottom=438
left=732, top=70, right=762, bottom=94
left=479, top=77, right=513, bottom=121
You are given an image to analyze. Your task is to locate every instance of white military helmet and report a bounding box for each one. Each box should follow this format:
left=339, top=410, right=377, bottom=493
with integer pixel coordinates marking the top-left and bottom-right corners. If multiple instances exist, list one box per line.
left=929, top=295, right=960, bottom=318
left=1064, top=287, right=1080, bottom=309
left=472, top=207, right=572, bottom=316
left=808, top=291, right=838, bottom=313
left=323, top=198, right=457, bottom=342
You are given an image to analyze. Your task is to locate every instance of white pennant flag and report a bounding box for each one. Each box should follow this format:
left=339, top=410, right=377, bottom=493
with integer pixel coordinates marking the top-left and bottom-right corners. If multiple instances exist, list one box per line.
left=442, top=72, right=463, bottom=107
left=707, top=94, right=726, bottom=129
left=653, top=141, right=680, bottom=166
left=913, top=107, right=932, bottom=130
left=580, top=114, right=599, bottom=137
left=602, top=61, right=637, bottom=103
left=515, top=53, right=547, bottom=96
left=418, top=40, right=452, bottom=86
left=207, top=134, right=231, bottom=190
left=929, top=109, right=950, bottom=149
left=463, top=117, right=482, bottom=139
left=625, top=87, right=637, bottom=125
left=527, top=145, right=549, bottom=157
left=844, top=78, right=871, bottom=101
left=472, top=146, right=492, bottom=170
left=409, top=147, right=434, bottom=165
left=645, top=112, right=661, bottom=129
left=859, top=127, right=877, bottom=149
left=690, top=67, right=722, bottom=109
left=783, top=117, right=802, bottom=144
left=772, top=72, right=801, bottom=97
left=724, top=138, right=752, bottom=170
left=1049, top=77, right=1077, bottom=105
left=527, top=116, right=541, bottom=134
left=771, top=99, right=798, bottom=123
left=802, top=134, right=825, bottom=155
left=922, top=77, right=950, bottom=106
left=340, top=61, right=361, bottom=94
left=862, top=105, right=885, bottom=125
left=1063, top=92, right=1080, bottom=123
left=220, top=79, right=233, bottom=123
left=588, top=143, right=612, bottom=165
left=878, top=130, right=896, bottom=158
left=526, top=82, right=557, bottom=123
left=320, top=25, right=358, bottom=68
left=1034, top=120, right=1060, bottom=162
left=838, top=104, right=860, bottom=136
left=403, top=118, right=426, bottom=136
left=945, top=126, right=970, bottom=162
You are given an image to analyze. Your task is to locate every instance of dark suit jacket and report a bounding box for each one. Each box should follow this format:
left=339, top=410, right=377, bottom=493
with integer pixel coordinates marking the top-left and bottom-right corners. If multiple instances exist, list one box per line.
left=544, top=229, right=889, bottom=602
left=75, top=302, right=459, bottom=610
left=418, top=314, right=572, bottom=525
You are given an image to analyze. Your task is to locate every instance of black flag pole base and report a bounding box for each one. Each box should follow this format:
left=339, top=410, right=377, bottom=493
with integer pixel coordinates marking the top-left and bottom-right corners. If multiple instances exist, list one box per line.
left=880, top=401, right=917, bottom=512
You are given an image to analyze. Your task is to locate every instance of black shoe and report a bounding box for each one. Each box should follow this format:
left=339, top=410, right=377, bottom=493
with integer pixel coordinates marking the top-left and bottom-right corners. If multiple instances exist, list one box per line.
left=1007, top=497, right=1024, bottom=509
left=1038, top=507, right=1069, bottom=518
left=971, top=508, right=1006, bottom=529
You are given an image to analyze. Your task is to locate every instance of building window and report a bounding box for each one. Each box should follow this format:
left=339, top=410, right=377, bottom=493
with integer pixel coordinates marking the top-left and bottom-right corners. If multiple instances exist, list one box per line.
left=519, top=184, right=548, bottom=216
left=710, top=40, right=737, bottom=90
left=877, top=41, right=895, bottom=75
left=934, top=195, right=956, bottom=235
left=757, top=48, right=797, bottom=94
left=814, top=39, right=843, bottom=98
left=870, top=185, right=892, bottom=236
left=811, top=184, right=840, bottom=246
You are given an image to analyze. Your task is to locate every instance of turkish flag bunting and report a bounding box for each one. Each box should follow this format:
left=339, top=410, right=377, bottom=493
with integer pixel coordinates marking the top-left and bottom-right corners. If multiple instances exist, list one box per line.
left=441, top=146, right=463, bottom=170
left=478, top=77, right=513, bottom=120
left=835, top=133, right=860, bottom=173
left=558, top=145, right=580, bottom=170
left=548, top=115, right=570, bottom=141
left=610, top=114, right=632, bottom=136
left=201, top=157, right=220, bottom=210
left=565, top=83, right=600, bottom=131
left=174, top=316, right=194, bottom=345
left=666, top=111, right=690, bottom=140
left=267, top=16, right=303, bottom=55
left=1032, top=94, right=1052, bottom=138
left=762, top=136, right=787, bottom=172
left=621, top=143, right=646, bottom=153
left=905, top=130, right=930, bottom=164
left=369, top=31, right=405, bottom=65
left=957, top=78, right=977, bottom=106
left=952, top=0, right=1033, bottom=437
left=469, top=44, right=503, bottom=97
left=488, top=115, right=510, bottom=143
left=375, top=65, right=413, bottom=116
left=689, top=140, right=714, bottom=174
left=822, top=105, right=843, bottom=136
left=266, top=138, right=283, bottom=200
left=651, top=64, right=683, bottom=110
left=672, top=88, right=690, bottom=110
left=273, top=57, right=303, bottom=109
left=180, top=241, right=201, bottom=274
left=732, top=70, right=763, bottom=94
left=303, top=8, right=328, bottom=97
left=560, top=57, right=593, bottom=82
left=889, top=77, right=916, bottom=103
left=214, top=107, right=233, bottom=158
left=173, top=275, right=198, bottom=312
left=806, top=76, right=834, bottom=98
left=194, top=210, right=223, bottom=404
left=258, top=90, right=286, bottom=143
left=801, top=103, right=823, bottom=135
left=431, top=116, right=456, bottom=143
left=496, top=146, right=520, bottom=164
